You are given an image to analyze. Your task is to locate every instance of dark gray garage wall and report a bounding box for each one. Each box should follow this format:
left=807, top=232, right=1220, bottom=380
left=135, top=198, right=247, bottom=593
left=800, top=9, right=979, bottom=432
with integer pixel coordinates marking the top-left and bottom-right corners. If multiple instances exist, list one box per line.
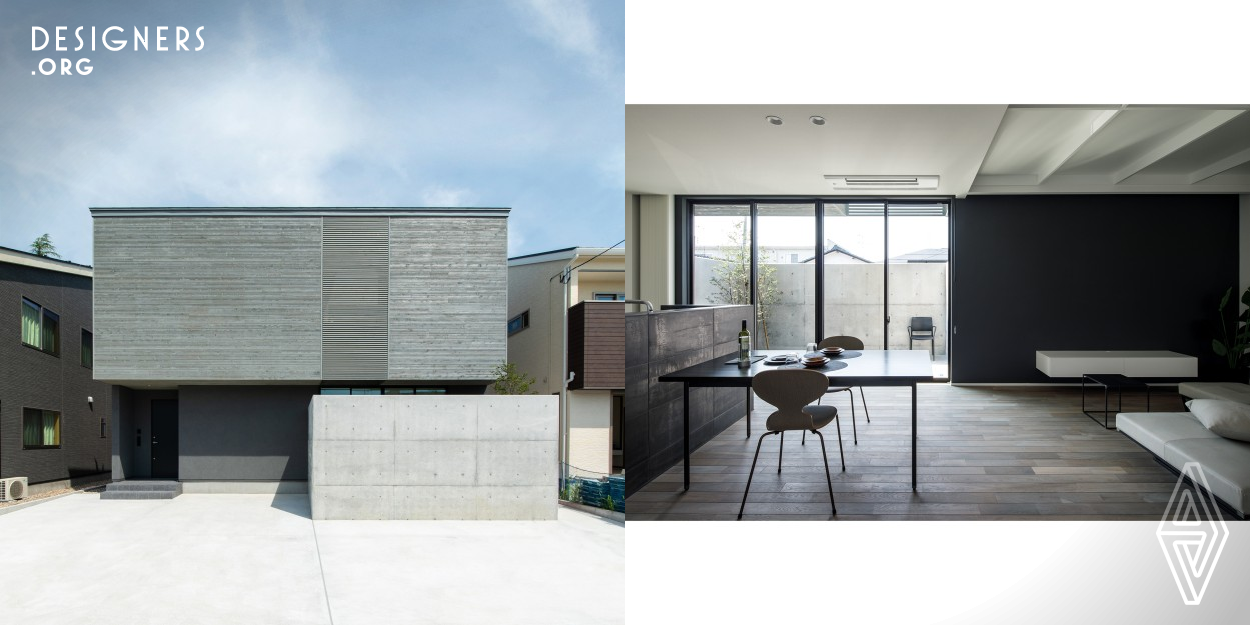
left=951, top=194, right=1239, bottom=383
left=178, top=385, right=316, bottom=481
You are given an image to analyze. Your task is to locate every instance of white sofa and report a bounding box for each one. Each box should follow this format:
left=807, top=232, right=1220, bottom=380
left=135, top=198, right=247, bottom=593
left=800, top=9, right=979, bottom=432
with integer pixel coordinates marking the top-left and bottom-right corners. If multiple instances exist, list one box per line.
left=1177, top=381, right=1250, bottom=404
left=1118, top=411, right=1250, bottom=518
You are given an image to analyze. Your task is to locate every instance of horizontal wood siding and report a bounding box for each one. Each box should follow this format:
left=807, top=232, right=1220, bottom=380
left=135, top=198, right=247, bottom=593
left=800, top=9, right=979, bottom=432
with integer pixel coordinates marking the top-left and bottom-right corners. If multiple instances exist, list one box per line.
left=568, top=301, right=625, bottom=390
left=387, top=217, right=507, bottom=382
left=322, top=218, right=389, bottom=380
left=93, top=217, right=323, bottom=382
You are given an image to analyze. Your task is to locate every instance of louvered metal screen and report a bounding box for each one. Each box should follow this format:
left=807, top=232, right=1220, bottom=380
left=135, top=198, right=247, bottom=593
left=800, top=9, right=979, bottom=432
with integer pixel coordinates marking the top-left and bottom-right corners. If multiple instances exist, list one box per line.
left=322, top=217, right=390, bottom=379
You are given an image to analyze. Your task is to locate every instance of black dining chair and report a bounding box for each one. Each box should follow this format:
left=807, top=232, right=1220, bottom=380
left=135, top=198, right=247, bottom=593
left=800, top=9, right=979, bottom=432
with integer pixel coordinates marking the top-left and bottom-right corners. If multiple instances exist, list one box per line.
left=908, top=317, right=936, bottom=359
left=740, top=368, right=842, bottom=519
left=808, top=335, right=870, bottom=445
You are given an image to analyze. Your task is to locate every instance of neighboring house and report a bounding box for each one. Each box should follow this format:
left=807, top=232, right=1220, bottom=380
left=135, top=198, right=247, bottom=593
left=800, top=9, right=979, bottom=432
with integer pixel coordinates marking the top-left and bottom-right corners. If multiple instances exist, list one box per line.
left=799, top=242, right=874, bottom=264
left=889, top=247, right=948, bottom=263
left=92, top=207, right=508, bottom=493
left=0, top=246, right=112, bottom=494
left=699, top=241, right=874, bottom=265
left=507, top=247, right=624, bottom=477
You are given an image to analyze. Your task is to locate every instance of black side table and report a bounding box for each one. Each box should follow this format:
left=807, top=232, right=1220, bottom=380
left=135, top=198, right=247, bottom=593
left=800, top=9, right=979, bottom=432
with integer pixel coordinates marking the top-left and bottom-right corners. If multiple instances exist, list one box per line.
left=1081, top=373, right=1151, bottom=429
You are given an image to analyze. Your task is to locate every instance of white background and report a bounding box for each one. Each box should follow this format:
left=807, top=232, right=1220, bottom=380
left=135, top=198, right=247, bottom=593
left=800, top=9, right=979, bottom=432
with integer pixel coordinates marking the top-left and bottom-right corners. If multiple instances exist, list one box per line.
left=625, top=1, right=1250, bottom=622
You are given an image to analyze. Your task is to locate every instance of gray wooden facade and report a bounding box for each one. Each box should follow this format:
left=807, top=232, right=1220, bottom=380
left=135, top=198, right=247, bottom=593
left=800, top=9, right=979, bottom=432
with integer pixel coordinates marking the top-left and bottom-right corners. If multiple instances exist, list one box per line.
left=92, top=208, right=509, bottom=386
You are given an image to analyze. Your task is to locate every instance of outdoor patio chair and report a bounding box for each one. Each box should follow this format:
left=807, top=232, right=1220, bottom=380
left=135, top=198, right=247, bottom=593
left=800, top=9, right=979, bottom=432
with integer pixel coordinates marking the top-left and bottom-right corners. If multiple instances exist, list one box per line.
left=740, top=368, right=842, bottom=519
left=808, top=335, right=870, bottom=445
left=908, top=316, right=936, bottom=359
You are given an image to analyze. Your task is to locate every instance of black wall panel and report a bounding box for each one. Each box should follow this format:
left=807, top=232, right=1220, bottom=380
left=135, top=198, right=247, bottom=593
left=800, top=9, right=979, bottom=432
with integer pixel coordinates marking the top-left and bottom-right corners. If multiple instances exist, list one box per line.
left=951, top=194, right=1239, bottom=383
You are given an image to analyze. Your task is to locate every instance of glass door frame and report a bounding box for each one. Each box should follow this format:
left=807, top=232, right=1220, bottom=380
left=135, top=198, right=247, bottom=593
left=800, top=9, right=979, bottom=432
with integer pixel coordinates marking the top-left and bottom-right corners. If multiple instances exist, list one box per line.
left=677, top=195, right=953, bottom=377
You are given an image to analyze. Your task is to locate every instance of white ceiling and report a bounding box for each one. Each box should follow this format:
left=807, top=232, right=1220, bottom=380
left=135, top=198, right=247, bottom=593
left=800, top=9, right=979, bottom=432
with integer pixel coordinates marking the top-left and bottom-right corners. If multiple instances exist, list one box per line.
left=626, top=105, right=1250, bottom=197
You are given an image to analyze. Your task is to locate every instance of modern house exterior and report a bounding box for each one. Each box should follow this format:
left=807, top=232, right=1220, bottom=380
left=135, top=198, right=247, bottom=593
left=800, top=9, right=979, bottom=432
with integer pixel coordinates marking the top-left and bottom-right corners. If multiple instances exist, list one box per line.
left=507, top=247, right=625, bottom=477
left=0, top=246, right=112, bottom=494
left=93, top=207, right=511, bottom=495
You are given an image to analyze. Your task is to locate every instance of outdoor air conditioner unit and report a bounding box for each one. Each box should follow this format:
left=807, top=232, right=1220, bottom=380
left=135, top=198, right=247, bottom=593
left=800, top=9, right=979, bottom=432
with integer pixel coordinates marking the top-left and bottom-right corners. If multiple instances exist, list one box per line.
left=1, top=477, right=29, bottom=502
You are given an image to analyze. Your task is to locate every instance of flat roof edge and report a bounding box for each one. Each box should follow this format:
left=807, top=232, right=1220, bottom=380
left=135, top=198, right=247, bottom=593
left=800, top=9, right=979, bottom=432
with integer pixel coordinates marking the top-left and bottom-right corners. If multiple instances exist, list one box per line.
left=90, top=207, right=510, bottom=218
left=0, top=247, right=93, bottom=277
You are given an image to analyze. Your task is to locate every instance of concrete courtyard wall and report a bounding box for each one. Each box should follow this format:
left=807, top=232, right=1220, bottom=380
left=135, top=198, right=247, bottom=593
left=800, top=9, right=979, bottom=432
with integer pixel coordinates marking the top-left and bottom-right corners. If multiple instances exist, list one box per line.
left=308, top=395, right=558, bottom=520
left=695, top=257, right=947, bottom=352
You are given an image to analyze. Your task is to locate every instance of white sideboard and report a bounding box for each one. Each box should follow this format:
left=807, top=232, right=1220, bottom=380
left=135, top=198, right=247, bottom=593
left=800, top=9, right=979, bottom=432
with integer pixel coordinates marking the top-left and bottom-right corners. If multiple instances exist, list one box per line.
left=1035, top=350, right=1198, bottom=378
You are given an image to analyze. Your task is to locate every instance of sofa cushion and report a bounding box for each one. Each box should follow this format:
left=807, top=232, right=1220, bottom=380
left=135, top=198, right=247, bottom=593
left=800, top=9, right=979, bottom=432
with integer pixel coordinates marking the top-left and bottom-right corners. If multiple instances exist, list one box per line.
left=1117, top=412, right=1215, bottom=458
left=1177, top=382, right=1250, bottom=404
left=1165, top=437, right=1250, bottom=514
left=1187, top=399, right=1250, bottom=442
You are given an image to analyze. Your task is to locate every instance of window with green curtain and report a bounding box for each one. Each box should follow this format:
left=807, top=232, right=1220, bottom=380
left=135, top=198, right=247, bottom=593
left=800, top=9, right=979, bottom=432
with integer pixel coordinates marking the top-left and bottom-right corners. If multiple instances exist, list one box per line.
left=44, top=410, right=60, bottom=446
left=42, top=309, right=59, bottom=355
left=81, top=329, right=93, bottom=368
left=22, top=409, right=40, bottom=446
left=22, top=408, right=60, bottom=448
left=21, top=298, right=41, bottom=348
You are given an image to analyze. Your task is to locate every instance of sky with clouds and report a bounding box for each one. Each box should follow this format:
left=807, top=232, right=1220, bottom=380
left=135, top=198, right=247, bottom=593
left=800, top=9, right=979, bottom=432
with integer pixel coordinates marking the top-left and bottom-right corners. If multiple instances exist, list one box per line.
left=0, top=0, right=623, bottom=264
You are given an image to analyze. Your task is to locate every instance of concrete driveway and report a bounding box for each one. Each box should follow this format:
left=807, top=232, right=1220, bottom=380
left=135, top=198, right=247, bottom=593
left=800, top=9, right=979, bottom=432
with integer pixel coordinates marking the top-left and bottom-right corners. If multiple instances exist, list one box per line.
left=0, top=494, right=623, bottom=625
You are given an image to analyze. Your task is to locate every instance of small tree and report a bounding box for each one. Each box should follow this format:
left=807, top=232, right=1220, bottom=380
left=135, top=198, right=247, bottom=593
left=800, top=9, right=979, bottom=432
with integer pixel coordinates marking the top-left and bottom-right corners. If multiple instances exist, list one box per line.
left=491, top=362, right=536, bottom=395
left=707, top=224, right=780, bottom=347
left=30, top=233, right=60, bottom=258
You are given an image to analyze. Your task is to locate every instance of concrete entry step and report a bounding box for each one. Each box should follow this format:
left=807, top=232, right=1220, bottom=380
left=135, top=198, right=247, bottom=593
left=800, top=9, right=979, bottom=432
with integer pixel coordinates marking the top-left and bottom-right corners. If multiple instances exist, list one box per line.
left=100, top=480, right=182, bottom=500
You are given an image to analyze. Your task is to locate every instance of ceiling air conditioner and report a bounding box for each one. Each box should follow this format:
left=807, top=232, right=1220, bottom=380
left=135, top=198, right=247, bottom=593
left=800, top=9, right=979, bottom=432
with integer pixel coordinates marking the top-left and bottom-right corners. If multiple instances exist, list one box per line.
left=825, top=175, right=940, bottom=190
left=1, top=477, right=28, bottom=502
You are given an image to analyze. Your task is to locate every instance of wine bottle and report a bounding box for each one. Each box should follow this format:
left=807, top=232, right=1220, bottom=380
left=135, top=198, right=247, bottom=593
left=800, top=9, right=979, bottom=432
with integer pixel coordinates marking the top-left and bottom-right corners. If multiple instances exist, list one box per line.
left=737, top=320, right=751, bottom=368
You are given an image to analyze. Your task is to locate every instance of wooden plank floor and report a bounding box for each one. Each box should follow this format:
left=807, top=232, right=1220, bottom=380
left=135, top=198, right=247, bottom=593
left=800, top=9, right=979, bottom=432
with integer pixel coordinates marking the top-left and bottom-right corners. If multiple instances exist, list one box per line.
left=627, top=384, right=1194, bottom=521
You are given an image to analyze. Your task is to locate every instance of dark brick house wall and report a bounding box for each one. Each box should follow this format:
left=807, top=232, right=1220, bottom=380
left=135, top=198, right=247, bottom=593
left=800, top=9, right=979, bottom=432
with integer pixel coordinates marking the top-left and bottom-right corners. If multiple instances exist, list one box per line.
left=0, top=260, right=112, bottom=484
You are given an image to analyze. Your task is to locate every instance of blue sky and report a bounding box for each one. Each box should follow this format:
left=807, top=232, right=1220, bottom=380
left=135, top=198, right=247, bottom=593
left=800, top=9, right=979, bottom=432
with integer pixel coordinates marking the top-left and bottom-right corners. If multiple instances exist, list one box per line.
left=0, top=0, right=623, bottom=264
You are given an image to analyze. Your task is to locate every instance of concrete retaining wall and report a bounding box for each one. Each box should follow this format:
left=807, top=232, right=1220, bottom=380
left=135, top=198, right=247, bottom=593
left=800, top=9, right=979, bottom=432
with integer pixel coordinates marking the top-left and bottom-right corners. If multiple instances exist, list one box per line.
left=694, top=257, right=947, bottom=352
left=308, top=395, right=558, bottom=520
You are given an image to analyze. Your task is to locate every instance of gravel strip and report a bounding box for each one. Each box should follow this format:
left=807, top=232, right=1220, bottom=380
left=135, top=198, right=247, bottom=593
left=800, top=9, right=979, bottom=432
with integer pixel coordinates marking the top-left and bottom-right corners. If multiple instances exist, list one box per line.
left=0, top=480, right=108, bottom=510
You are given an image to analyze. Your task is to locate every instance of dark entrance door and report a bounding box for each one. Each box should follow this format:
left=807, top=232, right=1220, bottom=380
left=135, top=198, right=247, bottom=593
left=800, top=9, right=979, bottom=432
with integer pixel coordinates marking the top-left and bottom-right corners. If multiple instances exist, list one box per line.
left=151, top=399, right=178, bottom=479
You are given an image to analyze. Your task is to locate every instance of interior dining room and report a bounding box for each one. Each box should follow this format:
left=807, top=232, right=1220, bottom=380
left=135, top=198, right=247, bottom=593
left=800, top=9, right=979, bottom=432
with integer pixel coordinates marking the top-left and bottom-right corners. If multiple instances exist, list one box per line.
left=623, top=104, right=1250, bottom=521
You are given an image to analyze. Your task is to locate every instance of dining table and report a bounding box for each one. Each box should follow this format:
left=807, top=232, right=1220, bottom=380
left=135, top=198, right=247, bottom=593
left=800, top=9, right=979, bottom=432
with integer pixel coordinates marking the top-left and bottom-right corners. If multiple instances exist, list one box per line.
left=657, top=349, right=936, bottom=491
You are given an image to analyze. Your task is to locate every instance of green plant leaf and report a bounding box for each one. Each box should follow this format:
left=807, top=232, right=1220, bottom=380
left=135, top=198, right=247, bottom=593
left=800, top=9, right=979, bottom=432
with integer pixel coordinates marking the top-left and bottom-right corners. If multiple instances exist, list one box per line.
left=1220, top=287, right=1233, bottom=311
left=1240, top=287, right=1250, bottom=308
left=1213, top=340, right=1228, bottom=357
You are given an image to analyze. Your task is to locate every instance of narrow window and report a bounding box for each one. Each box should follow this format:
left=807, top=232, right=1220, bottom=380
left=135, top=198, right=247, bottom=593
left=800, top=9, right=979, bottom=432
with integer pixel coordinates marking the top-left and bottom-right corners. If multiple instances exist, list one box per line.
left=508, top=310, right=530, bottom=336
left=43, top=309, right=59, bottom=355
left=21, top=298, right=41, bottom=348
left=81, top=329, right=93, bottom=368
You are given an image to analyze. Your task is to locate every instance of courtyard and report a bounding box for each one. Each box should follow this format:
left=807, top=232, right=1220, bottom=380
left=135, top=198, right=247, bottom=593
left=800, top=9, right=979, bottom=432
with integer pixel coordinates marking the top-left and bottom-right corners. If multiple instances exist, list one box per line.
left=0, top=494, right=623, bottom=625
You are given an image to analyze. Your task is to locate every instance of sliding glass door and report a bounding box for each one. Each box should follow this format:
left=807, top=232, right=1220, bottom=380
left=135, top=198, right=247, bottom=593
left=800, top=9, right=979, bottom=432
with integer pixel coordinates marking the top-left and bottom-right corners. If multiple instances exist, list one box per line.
left=691, top=204, right=751, bottom=307
left=887, top=203, right=949, bottom=376
left=822, top=202, right=886, bottom=349
left=686, top=198, right=951, bottom=378
left=756, top=203, right=816, bottom=349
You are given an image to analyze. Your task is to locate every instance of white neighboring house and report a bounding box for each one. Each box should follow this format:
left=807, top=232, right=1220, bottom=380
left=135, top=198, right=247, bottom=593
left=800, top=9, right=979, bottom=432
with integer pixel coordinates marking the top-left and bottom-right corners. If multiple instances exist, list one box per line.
left=696, top=240, right=874, bottom=265
left=507, top=247, right=624, bottom=478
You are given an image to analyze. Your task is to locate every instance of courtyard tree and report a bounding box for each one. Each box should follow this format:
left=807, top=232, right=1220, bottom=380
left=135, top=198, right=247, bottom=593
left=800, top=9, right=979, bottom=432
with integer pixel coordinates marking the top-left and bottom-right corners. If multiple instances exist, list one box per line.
left=708, top=224, right=780, bottom=347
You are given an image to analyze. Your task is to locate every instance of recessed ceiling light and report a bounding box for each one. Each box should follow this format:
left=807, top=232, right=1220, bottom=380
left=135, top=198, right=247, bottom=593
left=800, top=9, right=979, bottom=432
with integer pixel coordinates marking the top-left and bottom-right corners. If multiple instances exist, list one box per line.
left=810, top=116, right=826, bottom=125
left=765, top=115, right=783, bottom=126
